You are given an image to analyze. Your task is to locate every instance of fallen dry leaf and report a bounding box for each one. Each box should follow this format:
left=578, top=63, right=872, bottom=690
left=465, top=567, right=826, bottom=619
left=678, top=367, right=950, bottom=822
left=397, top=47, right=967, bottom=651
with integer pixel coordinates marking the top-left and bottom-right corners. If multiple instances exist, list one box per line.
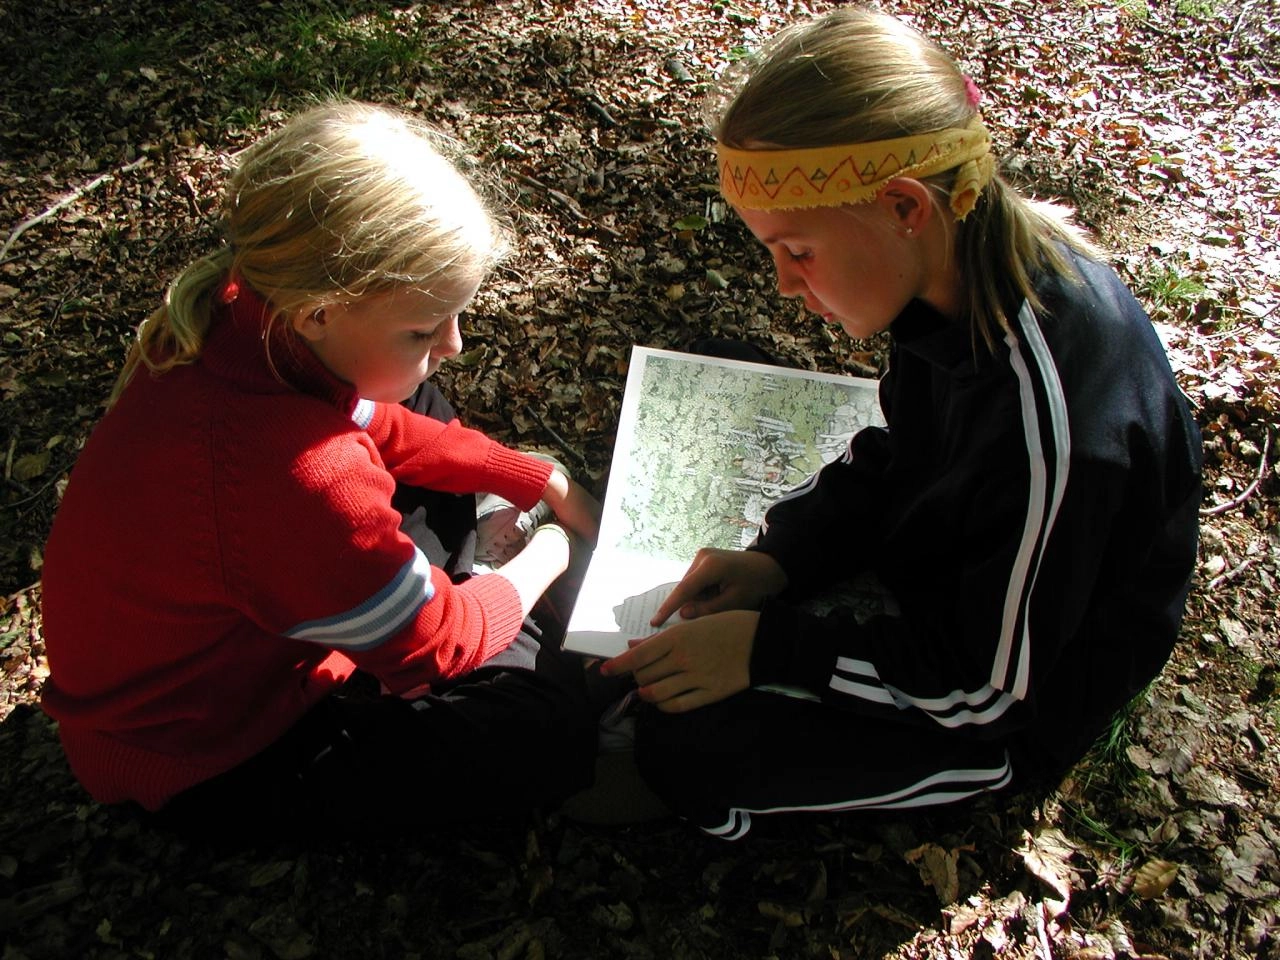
left=904, top=841, right=969, bottom=905
left=1132, top=858, right=1179, bottom=900
left=757, top=900, right=806, bottom=927
left=1, top=3, right=1279, bottom=960
left=1020, top=828, right=1076, bottom=915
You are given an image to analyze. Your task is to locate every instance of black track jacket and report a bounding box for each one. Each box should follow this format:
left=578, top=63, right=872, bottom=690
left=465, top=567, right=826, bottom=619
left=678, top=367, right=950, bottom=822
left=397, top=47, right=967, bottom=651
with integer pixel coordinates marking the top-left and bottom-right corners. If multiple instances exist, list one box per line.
left=748, top=250, right=1203, bottom=779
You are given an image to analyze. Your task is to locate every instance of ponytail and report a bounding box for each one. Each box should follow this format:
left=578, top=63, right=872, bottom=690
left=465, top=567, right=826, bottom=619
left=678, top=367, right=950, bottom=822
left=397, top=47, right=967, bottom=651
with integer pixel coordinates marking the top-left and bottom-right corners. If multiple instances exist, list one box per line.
left=108, top=247, right=232, bottom=407
left=956, top=180, right=1100, bottom=350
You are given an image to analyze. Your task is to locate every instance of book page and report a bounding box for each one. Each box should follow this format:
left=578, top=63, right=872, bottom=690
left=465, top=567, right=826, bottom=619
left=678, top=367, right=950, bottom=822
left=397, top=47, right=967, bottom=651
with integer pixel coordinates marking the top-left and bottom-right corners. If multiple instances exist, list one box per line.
left=563, top=346, right=884, bottom=661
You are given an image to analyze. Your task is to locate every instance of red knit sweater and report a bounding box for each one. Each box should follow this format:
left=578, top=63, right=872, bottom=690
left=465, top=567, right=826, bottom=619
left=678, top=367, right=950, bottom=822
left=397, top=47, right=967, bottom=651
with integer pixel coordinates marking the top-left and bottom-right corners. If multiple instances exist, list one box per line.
left=40, top=283, right=553, bottom=810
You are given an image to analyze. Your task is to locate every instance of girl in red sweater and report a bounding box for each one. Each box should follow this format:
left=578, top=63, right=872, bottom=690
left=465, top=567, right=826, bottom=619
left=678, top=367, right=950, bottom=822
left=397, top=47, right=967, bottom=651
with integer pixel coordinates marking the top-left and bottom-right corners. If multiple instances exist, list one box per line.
left=41, top=101, right=613, bottom=838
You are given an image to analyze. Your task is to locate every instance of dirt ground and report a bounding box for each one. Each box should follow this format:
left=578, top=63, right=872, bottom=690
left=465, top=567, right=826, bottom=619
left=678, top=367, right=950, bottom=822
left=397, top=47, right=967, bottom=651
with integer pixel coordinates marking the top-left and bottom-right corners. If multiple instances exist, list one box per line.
left=2, top=1, right=1278, bottom=957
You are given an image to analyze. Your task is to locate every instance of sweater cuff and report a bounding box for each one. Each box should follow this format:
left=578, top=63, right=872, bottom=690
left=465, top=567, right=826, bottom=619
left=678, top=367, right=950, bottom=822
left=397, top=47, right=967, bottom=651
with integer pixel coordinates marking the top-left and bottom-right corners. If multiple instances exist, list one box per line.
left=458, top=572, right=528, bottom=660
left=484, top=446, right=556, bottom=511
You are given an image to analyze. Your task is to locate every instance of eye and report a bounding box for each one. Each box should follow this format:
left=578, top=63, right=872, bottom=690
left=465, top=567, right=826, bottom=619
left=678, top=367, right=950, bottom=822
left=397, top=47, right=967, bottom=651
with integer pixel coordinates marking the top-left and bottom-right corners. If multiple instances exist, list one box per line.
left=409, top=317, right=452, bottom=343
left=784, top=248, right=812, bottom=263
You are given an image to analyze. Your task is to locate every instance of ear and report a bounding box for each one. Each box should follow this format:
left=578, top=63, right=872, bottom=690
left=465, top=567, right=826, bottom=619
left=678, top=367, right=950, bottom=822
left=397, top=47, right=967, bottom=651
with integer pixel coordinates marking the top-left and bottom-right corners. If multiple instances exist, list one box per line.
left=876, top=178, right=934, bottom=235
left=290, top=304, right=329, bottom=343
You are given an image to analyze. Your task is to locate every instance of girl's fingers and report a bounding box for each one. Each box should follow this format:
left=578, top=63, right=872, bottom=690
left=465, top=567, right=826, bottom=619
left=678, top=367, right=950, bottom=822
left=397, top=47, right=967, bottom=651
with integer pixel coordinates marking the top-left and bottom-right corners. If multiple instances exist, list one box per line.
left=603, top=632, right=670, bottom=676
left=649, top=591, right=686, bottom=627
left=652, top=571, right=711, bottom=624
left=630, top=646, right=688, bottom=689
left=652, top=554, right=729, bottom=624
left=637, top=673, right=701, bottom=707
left=655, top=690, right=708, bottom=714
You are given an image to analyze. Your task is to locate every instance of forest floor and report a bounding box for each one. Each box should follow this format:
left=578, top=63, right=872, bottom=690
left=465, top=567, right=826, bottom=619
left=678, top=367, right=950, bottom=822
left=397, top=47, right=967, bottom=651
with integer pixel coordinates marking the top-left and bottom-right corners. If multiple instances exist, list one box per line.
left=1, top=1, right=1278, bottom=958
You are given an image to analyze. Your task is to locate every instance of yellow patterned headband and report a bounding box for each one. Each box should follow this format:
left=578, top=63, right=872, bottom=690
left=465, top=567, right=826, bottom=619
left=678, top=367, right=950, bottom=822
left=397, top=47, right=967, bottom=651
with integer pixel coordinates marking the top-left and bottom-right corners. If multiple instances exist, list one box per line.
left=716, top=116, right=995, bottom=220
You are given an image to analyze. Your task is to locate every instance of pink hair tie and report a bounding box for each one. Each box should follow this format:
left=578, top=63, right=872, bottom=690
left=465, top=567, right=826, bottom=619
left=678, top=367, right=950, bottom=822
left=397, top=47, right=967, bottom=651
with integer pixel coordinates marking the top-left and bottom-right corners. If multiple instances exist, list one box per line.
left=217, top=273, right=241, bottom=304
left=963, top=75, right=983, bottom=109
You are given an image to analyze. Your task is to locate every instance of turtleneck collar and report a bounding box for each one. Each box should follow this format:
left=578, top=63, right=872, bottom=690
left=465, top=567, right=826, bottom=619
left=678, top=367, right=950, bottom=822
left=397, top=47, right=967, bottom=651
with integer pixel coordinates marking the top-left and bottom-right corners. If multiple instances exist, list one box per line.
left=201, top=273, right=361, bottom=416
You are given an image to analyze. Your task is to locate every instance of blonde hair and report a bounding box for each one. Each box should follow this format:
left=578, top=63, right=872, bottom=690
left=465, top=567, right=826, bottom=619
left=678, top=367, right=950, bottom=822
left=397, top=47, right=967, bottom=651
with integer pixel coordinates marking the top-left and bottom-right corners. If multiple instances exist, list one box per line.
left=711, top=7, right=1099, bottom=350
left=111, top=100, right=511, bottom=404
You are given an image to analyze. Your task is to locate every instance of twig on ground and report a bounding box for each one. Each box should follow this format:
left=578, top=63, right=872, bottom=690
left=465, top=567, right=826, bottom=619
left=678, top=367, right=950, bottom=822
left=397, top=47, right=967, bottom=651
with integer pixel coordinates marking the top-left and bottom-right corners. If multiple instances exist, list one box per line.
left=0, top=157, right=149, bottom=263
left=4, top=580, right=41, bottom=605
left=1227, top=900, right=1246, bottom=958
left=522, top=404, right=589, bottom=472
left=1035, top=903, right=1053, bottom=960
left=1227, top=0, right=1260, bottom=53
left=1, top=472, right=64, bottom=512
left=180, top=174, right=203, bottom=219
left=512, top=172, right=623, bottom=239
left=1207, top=556, right=1259, bottom=592
left=1200, top=428, right=1271, bottom=517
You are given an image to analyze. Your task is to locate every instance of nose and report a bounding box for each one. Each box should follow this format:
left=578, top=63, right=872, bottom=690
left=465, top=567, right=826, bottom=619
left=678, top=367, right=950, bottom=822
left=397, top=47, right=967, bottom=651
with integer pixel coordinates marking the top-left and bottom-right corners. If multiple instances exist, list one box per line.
left=435, top=315, right=463, bottom=360
left=773, top=256, right=806, bottom=299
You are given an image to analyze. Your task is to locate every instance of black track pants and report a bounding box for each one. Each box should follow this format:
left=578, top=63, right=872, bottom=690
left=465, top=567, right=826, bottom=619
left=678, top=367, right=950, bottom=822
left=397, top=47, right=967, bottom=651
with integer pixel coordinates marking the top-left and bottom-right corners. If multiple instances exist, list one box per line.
left=634, top=689, right=1014, bottom=840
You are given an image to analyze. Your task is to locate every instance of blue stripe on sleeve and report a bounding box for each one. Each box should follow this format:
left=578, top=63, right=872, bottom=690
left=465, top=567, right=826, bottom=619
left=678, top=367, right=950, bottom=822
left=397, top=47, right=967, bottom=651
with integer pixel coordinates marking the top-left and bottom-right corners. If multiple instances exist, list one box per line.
left=285, top=548, right=434, bottom=650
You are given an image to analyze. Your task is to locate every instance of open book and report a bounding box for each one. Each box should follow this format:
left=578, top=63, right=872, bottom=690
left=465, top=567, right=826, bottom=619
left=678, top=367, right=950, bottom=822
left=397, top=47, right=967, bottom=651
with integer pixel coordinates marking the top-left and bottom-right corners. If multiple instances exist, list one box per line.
left=563, top=346, right=885, bottom=660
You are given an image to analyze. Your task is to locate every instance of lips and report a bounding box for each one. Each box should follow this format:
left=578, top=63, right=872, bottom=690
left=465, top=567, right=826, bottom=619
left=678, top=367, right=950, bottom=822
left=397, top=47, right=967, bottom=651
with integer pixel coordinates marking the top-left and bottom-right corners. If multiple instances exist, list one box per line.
left=803, top=298, right=829, bottom=320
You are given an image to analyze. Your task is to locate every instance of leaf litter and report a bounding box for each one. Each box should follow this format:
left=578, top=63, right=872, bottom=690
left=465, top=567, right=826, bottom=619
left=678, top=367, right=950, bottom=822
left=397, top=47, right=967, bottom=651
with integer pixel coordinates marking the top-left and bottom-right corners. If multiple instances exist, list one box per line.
left=1, top=1, right=1278, bottom=958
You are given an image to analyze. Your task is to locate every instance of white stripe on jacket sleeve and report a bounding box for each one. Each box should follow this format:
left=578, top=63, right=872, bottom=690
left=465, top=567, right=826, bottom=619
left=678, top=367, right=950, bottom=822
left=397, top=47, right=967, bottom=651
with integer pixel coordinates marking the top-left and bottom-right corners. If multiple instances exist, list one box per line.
left=827, top=302, right=1070, bottom=730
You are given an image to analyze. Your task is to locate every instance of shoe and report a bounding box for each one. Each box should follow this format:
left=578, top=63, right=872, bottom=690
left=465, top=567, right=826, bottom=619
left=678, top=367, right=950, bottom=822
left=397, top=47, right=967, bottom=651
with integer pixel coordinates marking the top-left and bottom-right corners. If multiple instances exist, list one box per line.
left=475, top=495, right=553, bottom=569
left=474, top=452, right=567, bottom=569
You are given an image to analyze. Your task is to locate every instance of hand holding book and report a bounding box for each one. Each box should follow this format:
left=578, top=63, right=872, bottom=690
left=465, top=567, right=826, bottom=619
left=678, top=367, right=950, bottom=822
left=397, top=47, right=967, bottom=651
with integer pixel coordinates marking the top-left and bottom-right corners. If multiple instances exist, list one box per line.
left=600, top=609, right=759, bottom=713
left=648, top=548, right=788, bottom=625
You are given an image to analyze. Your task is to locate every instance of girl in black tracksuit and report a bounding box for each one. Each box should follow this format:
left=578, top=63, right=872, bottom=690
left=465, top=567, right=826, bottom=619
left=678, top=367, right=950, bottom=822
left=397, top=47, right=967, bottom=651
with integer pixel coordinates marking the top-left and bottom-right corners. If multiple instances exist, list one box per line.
left=601, top=8, right=1202, bottom=839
